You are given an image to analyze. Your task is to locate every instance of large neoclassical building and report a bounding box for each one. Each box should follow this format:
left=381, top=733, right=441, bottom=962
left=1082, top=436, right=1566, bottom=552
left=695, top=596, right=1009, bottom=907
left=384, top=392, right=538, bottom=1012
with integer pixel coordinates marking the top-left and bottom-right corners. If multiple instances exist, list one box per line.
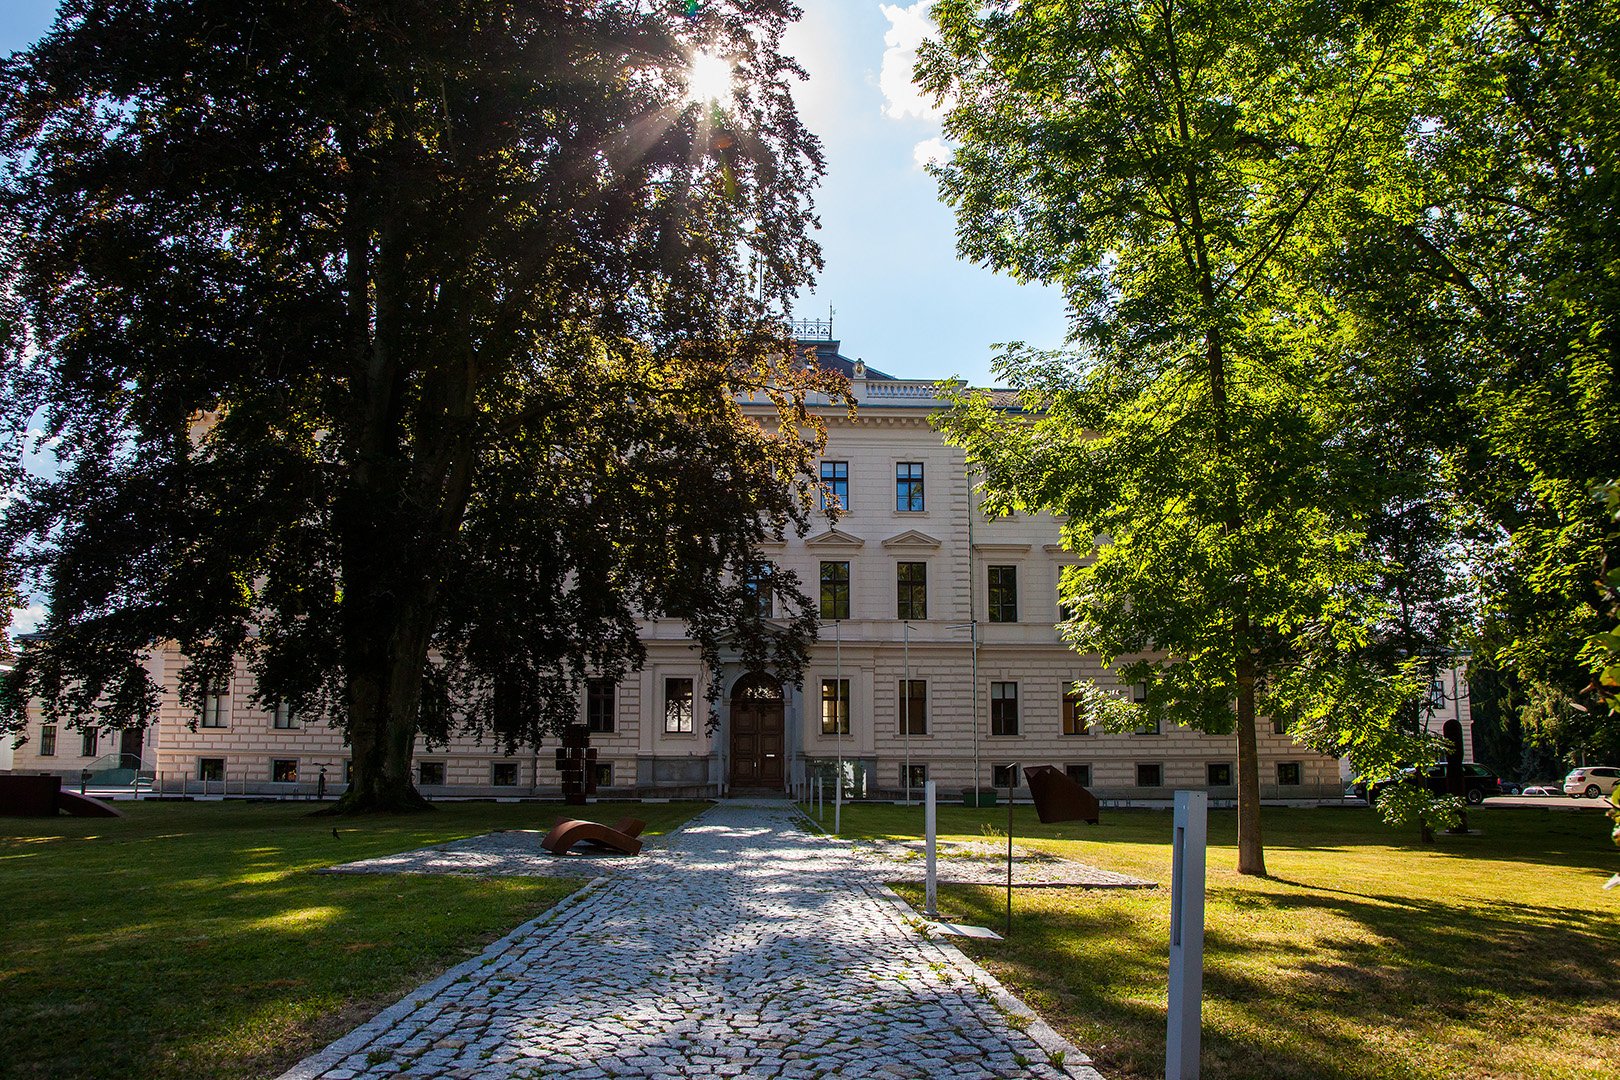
left=8, top=333, right=1342, bottom=801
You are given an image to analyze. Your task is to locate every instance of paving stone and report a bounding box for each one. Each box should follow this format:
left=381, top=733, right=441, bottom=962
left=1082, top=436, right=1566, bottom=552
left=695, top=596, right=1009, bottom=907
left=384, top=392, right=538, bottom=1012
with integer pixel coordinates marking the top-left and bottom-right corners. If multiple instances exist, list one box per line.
left=279, top=802, right=1106, bottom=1080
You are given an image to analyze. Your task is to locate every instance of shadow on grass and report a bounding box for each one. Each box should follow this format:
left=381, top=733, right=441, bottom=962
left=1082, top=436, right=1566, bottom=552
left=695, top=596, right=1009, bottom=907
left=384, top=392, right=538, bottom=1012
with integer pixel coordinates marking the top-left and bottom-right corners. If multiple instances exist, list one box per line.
left=0, top=800, right=707, bottom=1080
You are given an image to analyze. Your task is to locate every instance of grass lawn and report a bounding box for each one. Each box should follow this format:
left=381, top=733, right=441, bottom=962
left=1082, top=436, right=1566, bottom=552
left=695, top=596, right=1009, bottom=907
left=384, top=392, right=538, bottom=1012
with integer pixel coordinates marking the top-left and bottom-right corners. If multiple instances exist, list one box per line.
left=834, top=801, right=1619, bottom=1080
left=0, top=798, right=706, bottom=1080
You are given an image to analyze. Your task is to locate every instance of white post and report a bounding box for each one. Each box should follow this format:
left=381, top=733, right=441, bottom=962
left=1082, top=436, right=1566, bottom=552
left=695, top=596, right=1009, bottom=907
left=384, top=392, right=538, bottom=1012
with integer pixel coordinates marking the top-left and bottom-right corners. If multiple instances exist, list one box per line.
left=1167, top=790, right=1208, bottom=1080
left=924, top=779, right=938, bottom=918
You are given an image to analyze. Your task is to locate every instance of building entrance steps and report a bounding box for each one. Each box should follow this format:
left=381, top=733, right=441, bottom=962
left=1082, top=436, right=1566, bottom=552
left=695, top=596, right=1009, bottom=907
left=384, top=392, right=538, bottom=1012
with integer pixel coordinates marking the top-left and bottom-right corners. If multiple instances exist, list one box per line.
left=280, top=801, right=1105, bottom=1080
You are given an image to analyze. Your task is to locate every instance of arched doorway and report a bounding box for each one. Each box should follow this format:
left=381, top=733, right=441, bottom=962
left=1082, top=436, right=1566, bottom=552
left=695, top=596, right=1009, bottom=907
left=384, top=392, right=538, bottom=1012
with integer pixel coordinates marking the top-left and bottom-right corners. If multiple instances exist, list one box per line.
left=729, top=672, right=785, bottom=788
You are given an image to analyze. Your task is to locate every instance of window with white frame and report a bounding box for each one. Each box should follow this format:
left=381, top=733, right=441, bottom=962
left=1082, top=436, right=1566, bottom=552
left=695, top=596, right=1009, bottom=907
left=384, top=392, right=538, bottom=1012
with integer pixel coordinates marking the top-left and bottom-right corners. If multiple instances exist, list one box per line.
left=200, top=678, right=228, bottom=728
left=820, top=678, right=850, bottom=735
left=820, top=561, right=851, bottom=621
left=586, top=678, right=616, bottom=733
left=992, top=763, right=1021, bottom=788
left=820, top=460, right=849, bottom=512
left=743, top=562, right=775, bottom=619
left=990, top=681, right=1019, bottom=736
left=896, top=561, right=927, bottom=620
left=664, top=678, right=695, bottom=733
left=899, top=679, right=927, bottom=735
left=1062, top=684, right=1088, bottom=735
left=896, top=462, right=925, bottom=511
left=988, top=565, right=1018, bottom=622
left=271, top=701, right=298, bottom=729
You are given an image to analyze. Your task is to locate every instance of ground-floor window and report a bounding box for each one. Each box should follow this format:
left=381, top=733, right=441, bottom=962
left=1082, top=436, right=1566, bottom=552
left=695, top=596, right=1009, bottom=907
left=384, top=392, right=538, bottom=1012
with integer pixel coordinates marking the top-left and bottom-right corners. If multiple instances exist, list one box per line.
left=990, top=682, right=1019, bottom=736
left=198, top=757, right=224, bottom=782
left=991, top=762, right=1021, bottom=788
left=665, top=677, right=695, bottom=733
left=1065, top=763, right=1092, bottom=787
left=344, top=760, right=353, bottom=783
left=271, top=759, right=298, bottom=783
left=491, top=761, right=519, bottom=786
left=820, top=678, right=850, bottom=735
left=80, top=729, right=98, bottom=758
left=418, top=761, right=446, bottom=786
left=900, top=762, right=927, bottom=790
left=1277, top=762, right=1302, bottom=786
left=586, top=678, right=616, bottom=733
left=1062, top=684, right=1089, bottom=735
left=1207, top=762, right=1233, bottom=786
left=39, top=724, right=55, bottom=756
left=1136, top=762, right=1163, bottom=787
left=899, top=679, right=927, bottom=735
left=593, top=763, right=613, bottom=788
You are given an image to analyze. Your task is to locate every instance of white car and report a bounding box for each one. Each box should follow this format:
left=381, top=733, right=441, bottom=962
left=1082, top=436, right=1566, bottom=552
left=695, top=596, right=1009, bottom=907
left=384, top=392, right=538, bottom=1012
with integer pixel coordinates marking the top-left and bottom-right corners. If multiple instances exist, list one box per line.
left=1563, top=766, right=1620, bottom=798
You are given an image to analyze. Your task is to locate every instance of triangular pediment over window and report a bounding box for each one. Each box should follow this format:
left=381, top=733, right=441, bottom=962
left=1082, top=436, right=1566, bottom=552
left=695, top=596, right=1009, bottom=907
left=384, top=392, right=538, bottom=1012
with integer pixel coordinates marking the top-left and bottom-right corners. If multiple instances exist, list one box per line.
left=881, top=529, right=943, bottom=550
left=805, top=527, right=866, bottom=549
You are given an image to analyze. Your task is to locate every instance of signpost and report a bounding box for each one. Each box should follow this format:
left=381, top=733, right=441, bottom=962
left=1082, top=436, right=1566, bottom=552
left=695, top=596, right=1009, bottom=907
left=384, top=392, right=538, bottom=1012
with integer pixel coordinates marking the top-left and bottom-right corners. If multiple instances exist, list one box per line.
left=1167, top=790, right=1209, bottom=1080
left=924, top=780, right=938, bottom=917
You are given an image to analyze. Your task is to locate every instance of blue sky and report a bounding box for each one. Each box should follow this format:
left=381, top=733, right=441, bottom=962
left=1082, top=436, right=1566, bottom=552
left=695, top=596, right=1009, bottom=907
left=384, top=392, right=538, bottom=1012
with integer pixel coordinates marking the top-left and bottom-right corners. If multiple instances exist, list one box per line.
left=1, top=1, right=1071, bottom=387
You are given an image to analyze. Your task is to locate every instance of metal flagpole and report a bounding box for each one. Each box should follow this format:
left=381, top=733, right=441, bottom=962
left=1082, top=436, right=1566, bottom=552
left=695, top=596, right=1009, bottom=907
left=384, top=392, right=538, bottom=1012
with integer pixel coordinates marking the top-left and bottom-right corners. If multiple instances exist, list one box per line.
left=903, top=620, right=912, bottom=806
left=835, top=617, right=843, bottom=835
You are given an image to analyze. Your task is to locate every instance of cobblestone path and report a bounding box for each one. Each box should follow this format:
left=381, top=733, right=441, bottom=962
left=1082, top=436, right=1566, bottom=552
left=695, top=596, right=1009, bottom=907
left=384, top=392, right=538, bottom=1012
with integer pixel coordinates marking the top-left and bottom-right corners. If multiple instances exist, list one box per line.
left=281, top=802, right=1104, bottom=1080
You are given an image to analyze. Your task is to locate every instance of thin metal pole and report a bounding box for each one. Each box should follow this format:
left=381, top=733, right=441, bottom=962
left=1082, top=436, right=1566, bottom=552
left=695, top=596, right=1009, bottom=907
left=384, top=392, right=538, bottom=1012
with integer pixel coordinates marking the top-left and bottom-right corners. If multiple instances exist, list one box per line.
left=967, top=467, right=980, bottom=794
left=903, top=620, right=912, bottom=805
left=835, top=618, right=843, bottom=835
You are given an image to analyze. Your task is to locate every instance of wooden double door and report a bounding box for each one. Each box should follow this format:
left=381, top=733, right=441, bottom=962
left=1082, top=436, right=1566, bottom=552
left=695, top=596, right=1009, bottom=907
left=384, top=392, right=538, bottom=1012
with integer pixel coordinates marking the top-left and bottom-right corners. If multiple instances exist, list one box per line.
left=729, top=672, right=784, bottom=788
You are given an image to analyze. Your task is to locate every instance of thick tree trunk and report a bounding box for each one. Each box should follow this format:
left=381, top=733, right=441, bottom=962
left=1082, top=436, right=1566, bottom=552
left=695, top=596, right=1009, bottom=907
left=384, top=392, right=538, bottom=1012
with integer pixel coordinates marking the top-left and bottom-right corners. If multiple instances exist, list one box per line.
left=335, top=606, right=436, bottom=813
left=1234, top=652, right=1268, bottom=876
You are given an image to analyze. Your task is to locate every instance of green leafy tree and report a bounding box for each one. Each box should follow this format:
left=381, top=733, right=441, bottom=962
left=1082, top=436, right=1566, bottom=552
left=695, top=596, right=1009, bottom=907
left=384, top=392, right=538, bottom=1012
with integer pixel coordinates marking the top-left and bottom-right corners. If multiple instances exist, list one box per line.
left=0, top=0, right=843, bottom=811
left=1336, top=1, right=1620, bottom=745
left=921, top=0, right=1458, bottom=872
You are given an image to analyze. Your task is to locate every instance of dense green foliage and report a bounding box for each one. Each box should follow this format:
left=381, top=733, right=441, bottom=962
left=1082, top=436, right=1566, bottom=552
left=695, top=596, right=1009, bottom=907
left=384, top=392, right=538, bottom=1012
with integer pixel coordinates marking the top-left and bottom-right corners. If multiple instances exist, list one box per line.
left=918, top=0, right=1620, bottom=854
left=0, top=1, right=844, bottom=809
left=919, top=0, right=1458, bottom=869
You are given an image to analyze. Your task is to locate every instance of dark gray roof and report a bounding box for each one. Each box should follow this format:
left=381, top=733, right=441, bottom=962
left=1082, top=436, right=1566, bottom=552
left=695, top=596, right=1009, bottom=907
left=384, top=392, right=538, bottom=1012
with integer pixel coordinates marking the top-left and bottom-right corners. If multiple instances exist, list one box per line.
left=794, top=338, right=895, bottom=381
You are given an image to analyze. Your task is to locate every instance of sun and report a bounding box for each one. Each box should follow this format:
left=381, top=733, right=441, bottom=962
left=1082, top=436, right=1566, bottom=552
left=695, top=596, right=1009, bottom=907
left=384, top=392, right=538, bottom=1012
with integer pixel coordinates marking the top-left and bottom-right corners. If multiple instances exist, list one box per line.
left=685, top=49, right=734, bottom=105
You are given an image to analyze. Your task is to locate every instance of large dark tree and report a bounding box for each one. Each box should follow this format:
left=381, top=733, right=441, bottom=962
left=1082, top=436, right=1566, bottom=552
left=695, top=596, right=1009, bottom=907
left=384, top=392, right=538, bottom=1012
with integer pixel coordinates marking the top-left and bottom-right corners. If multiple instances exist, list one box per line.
left=0, top=0, right=844, bottom=811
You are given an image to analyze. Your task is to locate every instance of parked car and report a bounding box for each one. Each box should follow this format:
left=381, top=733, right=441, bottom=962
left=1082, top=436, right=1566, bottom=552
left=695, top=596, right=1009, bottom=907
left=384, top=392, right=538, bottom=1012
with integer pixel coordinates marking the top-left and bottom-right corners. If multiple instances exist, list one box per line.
left=1563, top=766, right=1620, bottom=799
left=1519, top=784, right=1560, bottom=796
left=1365, top=763, right=1504, bottom=806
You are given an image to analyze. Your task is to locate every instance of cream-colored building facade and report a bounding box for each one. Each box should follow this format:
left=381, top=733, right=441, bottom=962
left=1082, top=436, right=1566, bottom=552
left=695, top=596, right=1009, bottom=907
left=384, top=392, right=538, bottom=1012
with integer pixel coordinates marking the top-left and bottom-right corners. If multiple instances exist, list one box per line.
left=7, top=337, right=1342, bottom=801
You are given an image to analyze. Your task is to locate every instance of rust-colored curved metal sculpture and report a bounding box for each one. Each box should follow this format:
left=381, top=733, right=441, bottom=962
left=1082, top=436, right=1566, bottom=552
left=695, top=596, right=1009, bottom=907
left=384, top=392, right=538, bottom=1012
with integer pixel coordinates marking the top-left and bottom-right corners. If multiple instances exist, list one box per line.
left=540, top=816, right=646, bottom=856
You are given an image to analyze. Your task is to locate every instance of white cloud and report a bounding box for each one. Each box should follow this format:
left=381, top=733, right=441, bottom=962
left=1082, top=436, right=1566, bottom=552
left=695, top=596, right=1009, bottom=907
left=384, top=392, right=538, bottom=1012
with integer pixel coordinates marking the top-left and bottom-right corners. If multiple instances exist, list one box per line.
left=10, top=602, right=45, bottom=637
left=913, top=136, right=950, bottom=169
left=879, top=2, right=940, bottom=121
